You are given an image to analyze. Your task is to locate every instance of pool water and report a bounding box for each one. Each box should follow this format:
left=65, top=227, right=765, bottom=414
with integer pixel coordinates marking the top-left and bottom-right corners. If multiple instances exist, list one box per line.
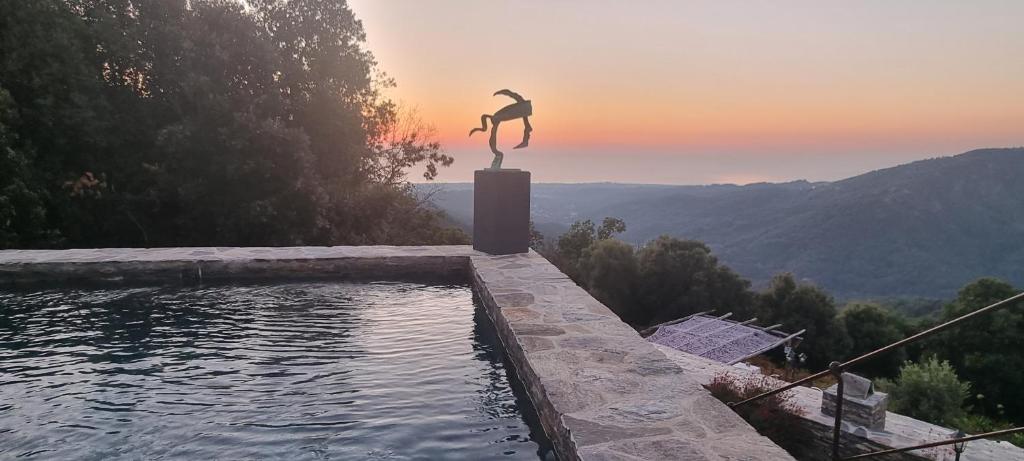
left=0, top=282, right=550, bottom=460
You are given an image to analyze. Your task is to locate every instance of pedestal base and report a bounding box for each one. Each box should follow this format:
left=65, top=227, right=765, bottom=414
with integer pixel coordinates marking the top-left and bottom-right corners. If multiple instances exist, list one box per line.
left=473, top=169, right=530, bottom=255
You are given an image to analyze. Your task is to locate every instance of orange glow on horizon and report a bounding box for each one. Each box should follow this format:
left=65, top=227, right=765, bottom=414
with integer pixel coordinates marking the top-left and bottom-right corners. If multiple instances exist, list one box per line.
left=350, top=1, right=1024, bottom=182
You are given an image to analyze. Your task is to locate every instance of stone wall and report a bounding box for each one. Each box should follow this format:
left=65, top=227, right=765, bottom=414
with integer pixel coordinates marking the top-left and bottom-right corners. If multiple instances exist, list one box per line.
left=821, top=380, right=889, bottom=431
left=0, top=246, right=471, bottom=286
left=788, top=417, right=926, bottom=461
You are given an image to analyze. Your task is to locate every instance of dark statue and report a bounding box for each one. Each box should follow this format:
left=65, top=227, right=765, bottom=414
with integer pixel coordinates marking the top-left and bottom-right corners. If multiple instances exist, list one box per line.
left=469, top=89, right=532, bottom=169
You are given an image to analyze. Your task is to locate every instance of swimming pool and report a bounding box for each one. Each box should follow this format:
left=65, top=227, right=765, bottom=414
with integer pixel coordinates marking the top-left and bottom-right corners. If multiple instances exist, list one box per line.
left=0, top=281, right=550, bottom=459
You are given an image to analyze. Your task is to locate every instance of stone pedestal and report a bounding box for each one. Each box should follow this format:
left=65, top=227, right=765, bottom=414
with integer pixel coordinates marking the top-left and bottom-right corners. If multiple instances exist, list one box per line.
left=473, top=169, right=530, bottom=255
left=822, top=373, right=889, bottom=431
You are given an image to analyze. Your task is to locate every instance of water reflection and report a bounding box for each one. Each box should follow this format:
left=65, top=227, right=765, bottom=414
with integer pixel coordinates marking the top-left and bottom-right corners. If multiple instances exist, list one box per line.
left=471, top=295, right=554, bottom=459
left=0, top=281, right=547, bottom=460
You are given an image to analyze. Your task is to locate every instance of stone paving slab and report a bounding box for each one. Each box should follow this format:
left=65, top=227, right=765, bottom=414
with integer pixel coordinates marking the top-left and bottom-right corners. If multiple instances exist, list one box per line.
left=0, top=246, right=795, bottom=460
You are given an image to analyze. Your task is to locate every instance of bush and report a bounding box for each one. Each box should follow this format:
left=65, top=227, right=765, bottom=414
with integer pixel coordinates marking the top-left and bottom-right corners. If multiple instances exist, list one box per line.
left=885, top=358, right=969, bottom=426
left=706, top=372, right=805, bottom=452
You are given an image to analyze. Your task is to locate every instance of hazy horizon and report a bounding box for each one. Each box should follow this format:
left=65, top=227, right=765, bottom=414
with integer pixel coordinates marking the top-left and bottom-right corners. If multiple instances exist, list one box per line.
left=412, top=146, right=1022, bottom=186
left=350, top=1, right=1024, bottom=184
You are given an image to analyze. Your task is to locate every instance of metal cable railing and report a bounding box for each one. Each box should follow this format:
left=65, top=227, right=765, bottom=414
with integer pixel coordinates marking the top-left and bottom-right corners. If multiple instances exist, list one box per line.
left=727, top=290, right=1024, bottom=460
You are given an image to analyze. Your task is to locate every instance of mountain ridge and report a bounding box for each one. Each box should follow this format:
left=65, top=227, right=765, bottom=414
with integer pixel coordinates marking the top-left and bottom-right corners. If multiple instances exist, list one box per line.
left=422, top=148, right=1024, bottom=298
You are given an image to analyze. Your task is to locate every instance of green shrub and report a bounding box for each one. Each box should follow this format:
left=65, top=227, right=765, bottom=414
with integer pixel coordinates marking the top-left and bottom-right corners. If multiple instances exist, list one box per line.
left=887, top=358, right=969, bottom=426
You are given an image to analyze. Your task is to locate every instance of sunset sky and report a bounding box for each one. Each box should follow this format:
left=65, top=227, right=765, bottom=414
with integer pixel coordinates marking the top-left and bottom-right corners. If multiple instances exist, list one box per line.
left=348, top=1, right=1024, bottom=184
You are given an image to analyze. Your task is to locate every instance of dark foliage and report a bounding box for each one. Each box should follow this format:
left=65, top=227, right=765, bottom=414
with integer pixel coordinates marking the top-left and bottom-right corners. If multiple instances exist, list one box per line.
left=836, top=303, right=907, bottom=378
left=935, top=278, right=1024, bottom=421
left=544, top=218, right=754, bottom=327
left=553, top=217, right=628, bottom=282
left=0, top=0, right=465, bottom=249
left=636, top=236, right=754, bottom=325
left=579, top=238, right=639, bottom=323
left=755, top=274, right=846, bottom=370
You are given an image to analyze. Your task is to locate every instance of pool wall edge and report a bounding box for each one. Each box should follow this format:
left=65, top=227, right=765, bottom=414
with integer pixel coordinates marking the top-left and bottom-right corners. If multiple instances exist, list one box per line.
left=467, top=251, right=795, bottom=461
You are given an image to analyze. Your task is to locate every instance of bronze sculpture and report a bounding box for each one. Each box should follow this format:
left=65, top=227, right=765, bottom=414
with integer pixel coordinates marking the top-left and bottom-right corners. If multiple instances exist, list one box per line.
left=469, top=89, right=532, bottom=169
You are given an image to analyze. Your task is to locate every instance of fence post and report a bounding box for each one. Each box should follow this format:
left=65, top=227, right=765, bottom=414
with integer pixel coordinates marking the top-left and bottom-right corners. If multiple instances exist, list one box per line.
left=830, top=361, right=845, bottom=461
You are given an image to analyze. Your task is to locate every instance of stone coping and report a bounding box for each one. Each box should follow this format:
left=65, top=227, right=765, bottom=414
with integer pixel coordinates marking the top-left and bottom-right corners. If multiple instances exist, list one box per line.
left=0, top=246, right=475, bottom=285
left=654, top=344, right=1024, bottom=461
left=0, top=246, right=793, bottom=461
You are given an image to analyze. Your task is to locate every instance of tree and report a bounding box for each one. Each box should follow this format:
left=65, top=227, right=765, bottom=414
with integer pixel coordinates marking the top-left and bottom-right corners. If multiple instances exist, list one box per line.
left=549, top=218, right=636, bottom=322
left=0, top=0, right=118, bottom=247
left=364, top=105, right=453, bottom=186
left=636, top=236, right=754, bottom=326
left=0, top=0, right=462, bottom=249
left=0, top=87, right=51, bottom=247
left=554, top=217, right=627, bottom=282
left=597, top=217, right=626, bottom=240
left=882, top=357, right=969, bottom=426
left=579, top=239, right=640, bottom=324
left=756, top=274, right=847, bottom=370
left=555, top=219, right=596, bottom=280
left=549, top=225, right=756, bottom=329
left=934, top=278, right=1024, bottom=420
left=837, top=303, right=907, bottom=378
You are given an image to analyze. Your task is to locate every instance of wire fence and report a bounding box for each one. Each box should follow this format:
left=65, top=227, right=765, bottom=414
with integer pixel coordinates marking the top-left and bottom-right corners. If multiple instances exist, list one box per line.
left=728, top=291, right=1024, bottom=460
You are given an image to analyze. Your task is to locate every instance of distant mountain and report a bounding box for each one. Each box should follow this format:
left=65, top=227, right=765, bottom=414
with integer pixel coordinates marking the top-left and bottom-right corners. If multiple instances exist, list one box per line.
left=422, top=148, right=1024, bottom=299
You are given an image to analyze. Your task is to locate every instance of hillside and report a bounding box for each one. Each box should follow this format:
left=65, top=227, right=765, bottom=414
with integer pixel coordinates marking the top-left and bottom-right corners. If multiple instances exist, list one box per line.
left=423, top=148, right=1024, bottom=298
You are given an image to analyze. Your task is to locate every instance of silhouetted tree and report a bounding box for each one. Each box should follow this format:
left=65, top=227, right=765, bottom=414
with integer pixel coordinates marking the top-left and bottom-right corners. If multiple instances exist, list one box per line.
left=837, top=303, right=907, bottom=378
left=756, top=274, right=847, bottom=370
left=555, top=217, right=627, bottom=281
left=0, top=0, right=463, bottom=248
left=636, top=236, right=754, bottom=326
left=934, top=278, right=1023, bottom=421
left=0, top=87, right=51, bottom=247
left=579, top=239, right=640, bottom=324
left=554, top=220, right=596, bottom=280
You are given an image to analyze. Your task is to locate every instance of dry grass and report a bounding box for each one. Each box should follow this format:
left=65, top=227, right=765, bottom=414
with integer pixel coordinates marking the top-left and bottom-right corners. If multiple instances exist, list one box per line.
left=745, top=356, right=837, bottom=389
left=706, top=371, right=807, bottom=454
